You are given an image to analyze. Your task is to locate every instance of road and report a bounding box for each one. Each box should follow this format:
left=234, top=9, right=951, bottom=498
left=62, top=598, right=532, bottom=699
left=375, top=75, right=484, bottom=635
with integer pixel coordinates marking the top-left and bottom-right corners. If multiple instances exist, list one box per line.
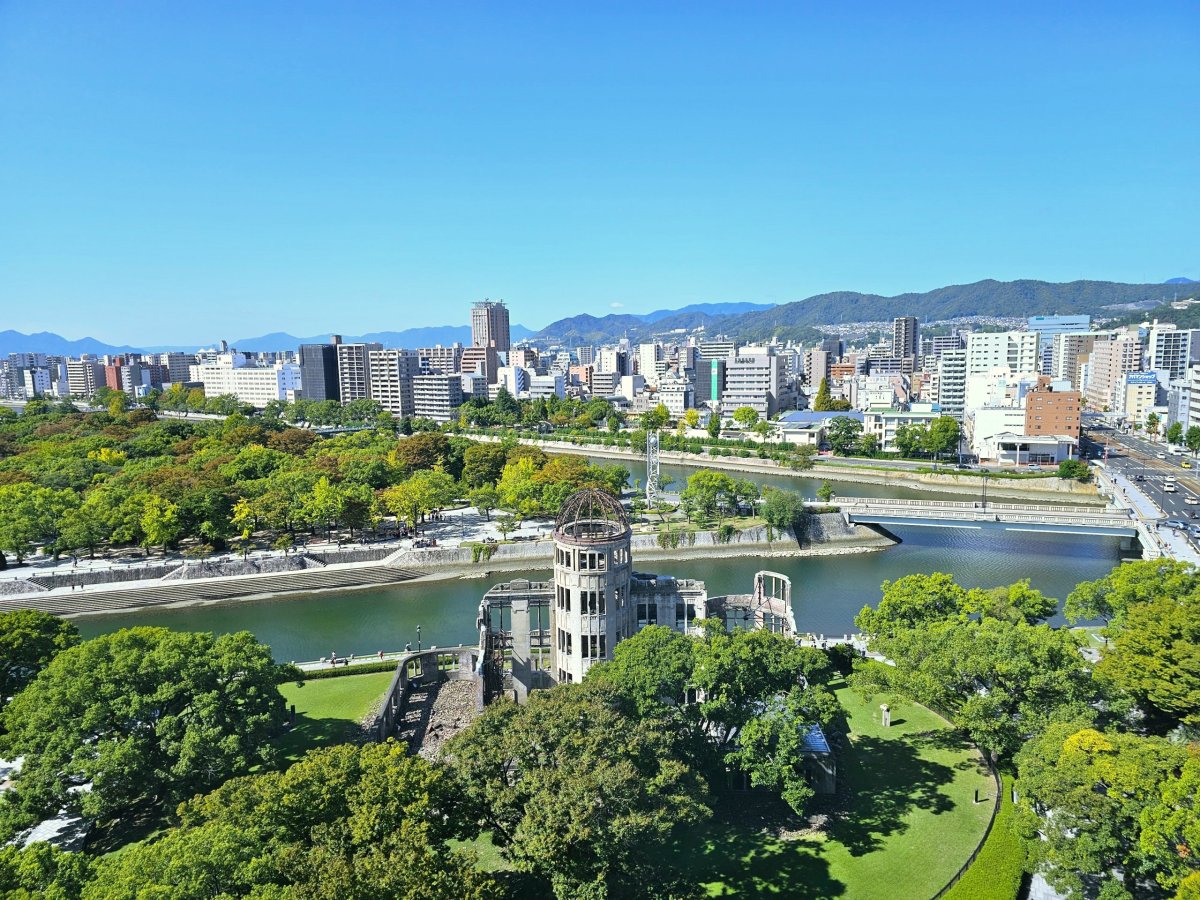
left=1083, top=424, right=1200, bottom=548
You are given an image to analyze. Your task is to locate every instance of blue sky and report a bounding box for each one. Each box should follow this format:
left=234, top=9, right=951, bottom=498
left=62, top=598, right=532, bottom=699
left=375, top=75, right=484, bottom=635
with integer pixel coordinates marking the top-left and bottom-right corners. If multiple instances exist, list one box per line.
left=1, top=1, right=1197, bottom=344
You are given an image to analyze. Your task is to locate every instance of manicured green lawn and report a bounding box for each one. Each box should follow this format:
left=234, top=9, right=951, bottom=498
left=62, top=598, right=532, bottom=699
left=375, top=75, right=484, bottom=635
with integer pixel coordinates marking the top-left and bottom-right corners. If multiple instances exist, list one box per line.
left=672, top=683, right=996, bottom=899
left=277, top=671, right=395, bottom=762
left=942, top=774, right=1025, bottom=900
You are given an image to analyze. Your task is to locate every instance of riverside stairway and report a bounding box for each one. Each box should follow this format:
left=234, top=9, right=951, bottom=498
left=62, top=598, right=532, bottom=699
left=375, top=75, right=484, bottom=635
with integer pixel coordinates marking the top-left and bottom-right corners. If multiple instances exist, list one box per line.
left=0, top=563, right=428, bottom=617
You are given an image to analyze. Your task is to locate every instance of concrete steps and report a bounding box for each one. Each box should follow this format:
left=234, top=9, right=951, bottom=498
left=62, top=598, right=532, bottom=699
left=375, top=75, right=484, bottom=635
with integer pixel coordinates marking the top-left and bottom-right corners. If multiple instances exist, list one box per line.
left=0, top=565, right=429, bottom=617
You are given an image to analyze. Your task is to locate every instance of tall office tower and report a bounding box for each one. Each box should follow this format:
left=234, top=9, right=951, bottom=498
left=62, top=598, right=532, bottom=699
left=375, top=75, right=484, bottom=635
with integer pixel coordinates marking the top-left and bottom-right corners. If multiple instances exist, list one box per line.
left=964, top=331, right=1039, bottom=376
left=66, top=358, right=104, bottom=397
left=934, top=350, right=967, bottom=421
left=698, top=339, right=737, bottom=360
left=368, top=348, right=420, bottom=416
left=892, top=317, right=919, bottom=359
left=927, top=334, right=965, bottom=359
left=575, top=346, right=595, bottom=366
left=1026, top=315, right=1091, bottom=374
left=804, top=350, right=831, bottom=387
left=336, top=342, right=382, bottom=403
left=1051, top=332, right=1107, bottom=389
left=471, top=300, right=510, bottom=351
left=297, top=343, right=340, bottom=401
left=1147, top=323, right=1200, bottom=382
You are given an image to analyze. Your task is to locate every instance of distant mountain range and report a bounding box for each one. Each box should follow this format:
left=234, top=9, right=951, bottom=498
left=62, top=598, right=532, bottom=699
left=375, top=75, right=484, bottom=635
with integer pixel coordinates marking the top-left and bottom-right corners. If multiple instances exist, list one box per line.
left=4, top=280, right=1198, bottom=357
left=530, top=279, right=1200, bottom=346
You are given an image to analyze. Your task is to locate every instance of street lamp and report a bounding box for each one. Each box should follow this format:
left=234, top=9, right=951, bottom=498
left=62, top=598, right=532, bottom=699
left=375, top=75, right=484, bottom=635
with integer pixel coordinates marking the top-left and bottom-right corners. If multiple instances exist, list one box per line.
left=980, top=468, right=990, bottom=509
left=416, top=625, right=422, bottom=653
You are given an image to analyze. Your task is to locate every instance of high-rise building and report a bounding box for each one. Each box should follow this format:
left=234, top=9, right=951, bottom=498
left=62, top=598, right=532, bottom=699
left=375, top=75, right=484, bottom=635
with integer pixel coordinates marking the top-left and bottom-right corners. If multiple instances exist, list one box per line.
left=965, top=331, right=1039, bottom=376
left=892, top=317, right=919, bottom=359
left=933, top=350, right=967, bottom=421
left=189, top=353, right=301, bottom=408
left=720, top=346, right=792, bottom=419
left=336, top=343, right=382, bottom=403
left=412, top=373, right=464, bottom=422
left=1027, top=315, right=1091, bottom=373
left=575, top=346, right=595, bottom=366
left=66, top=358, right=104, bottom=398
left=637, top=343, right=663, bottom=387
left=368, top=348, right=420, bottom=416
left=1051, top=332, right=1108, bottom=389
left=819, top=336, right=844, bottom=359
left=471, top=300, right=510, bottom=352
left=297, top=344, right=340, bottom=402
left=419, top=344, right=464, bottom=375
left=595, top=348, right=629, bottom=376
left=1085, top=334, right=1142, bottom=412
left=1147, top=323, right=1200, bottom=382
left=461, top=345, right=500, bottom=385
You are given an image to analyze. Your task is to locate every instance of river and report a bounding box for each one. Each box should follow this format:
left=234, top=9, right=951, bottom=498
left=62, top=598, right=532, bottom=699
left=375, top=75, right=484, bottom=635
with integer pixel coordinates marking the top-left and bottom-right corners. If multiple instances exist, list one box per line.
left=76, top=524, right=1131, bottom=662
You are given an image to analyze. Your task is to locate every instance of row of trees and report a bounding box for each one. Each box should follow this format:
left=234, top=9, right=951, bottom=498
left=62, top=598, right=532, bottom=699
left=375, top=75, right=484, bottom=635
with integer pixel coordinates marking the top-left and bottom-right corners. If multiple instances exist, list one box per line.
left=852, top=561, right=1200, bottom=898
left=0, top=405, right=631, bottom=567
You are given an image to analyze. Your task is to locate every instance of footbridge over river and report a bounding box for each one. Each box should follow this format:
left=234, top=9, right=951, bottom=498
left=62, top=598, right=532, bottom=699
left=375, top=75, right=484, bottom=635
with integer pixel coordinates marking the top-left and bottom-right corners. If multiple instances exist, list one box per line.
left=831, top=496, right=1138, bottom=539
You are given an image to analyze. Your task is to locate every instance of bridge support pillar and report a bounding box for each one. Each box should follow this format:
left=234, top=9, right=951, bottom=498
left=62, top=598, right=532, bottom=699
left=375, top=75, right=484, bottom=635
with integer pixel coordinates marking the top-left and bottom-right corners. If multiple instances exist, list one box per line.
left=1120, top=536, right=1133, bottom=552
left=510, top=598, right=532, bottom=705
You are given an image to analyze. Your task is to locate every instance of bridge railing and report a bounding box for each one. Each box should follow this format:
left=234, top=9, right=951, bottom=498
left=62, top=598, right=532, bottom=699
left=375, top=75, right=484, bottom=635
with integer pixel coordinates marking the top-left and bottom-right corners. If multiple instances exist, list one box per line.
left=847, top=509, right=1132, bottom=528
left=830, top=496, right=1109, bottom=514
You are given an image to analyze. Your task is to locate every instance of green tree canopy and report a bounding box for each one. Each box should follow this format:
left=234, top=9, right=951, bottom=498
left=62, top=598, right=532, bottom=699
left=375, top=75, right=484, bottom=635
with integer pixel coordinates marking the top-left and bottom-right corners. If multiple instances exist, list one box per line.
left=0, top=627, right=292, bottom=834
left=0, top=610, right=79, bottom=718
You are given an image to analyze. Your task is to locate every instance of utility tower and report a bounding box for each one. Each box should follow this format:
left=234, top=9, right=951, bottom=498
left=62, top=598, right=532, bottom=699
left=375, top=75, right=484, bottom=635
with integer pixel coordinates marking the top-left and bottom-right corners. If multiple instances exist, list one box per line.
left=645, top=429, right=660, bottom=510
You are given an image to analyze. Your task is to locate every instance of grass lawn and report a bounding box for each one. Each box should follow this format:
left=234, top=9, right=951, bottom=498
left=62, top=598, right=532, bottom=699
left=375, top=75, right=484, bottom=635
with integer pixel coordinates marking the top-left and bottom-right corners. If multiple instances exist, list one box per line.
left=942, top=773, right=1026, bottom=900
left=671, top=682, right=996, bottom=899
left=277, top=671, right=395, bottom=763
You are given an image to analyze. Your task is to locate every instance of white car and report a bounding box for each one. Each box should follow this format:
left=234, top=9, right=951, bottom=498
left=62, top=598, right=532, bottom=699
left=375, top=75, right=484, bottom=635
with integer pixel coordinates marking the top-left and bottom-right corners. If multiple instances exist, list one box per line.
left=1186, top=497, right=1199, bottom=505
left=1157, top=453, right=1167, bottom=459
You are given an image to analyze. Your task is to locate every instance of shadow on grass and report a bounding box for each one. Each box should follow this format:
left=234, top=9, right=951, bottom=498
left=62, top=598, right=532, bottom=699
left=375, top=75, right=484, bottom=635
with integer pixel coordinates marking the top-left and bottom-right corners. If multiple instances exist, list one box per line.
left=667, top=805, right=846, bottom=898
left=275, top=711, right=363, bottom=764
left=824, top=733, right=957, bottom=857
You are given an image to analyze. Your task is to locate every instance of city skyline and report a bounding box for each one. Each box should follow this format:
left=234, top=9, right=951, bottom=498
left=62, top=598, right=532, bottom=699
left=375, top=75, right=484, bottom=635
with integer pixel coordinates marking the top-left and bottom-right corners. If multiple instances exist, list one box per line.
left=2, top=2, right=1197, bottom=344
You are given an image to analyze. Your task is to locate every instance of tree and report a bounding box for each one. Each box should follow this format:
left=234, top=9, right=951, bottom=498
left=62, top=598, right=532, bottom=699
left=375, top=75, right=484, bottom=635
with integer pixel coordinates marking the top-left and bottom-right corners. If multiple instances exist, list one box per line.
left=707, top=413, right=721, bottom=440
left=586, top=624, right=696, bottom=719
left=1146, top=412, right=1161, bottom=441
left=924, top=416, right=961, bottom=457
left=0, top=483, right=78, bottom=564
left=445, top=683, right=710, bottom=899
left=816, top=480, right=834, bottom=503
left=468, top=484, right=499, bottom=521
left=856, top=572, right=969, bottom=634
left=1065, top=560, right=1200, bottom=626
left=496, top=457, right=543, bottom=517
left=826, top=415, right=863, bottom=455
left=640, top=403, right=670, bottom=431
left=393, top=432, right=450, bottom=474
left=140, top=495, right=182, bottom=555
left=1139, top=750, right=1200, bottom=893
left=461, top=442, right=508, bottom=488
left=0, top=610, right=79, bottom=718
left=789, top=444, right=817, bottom=470
left=732, top=406, right=760, bottom=429
left=679, top=469, right=737, bottom=524
left=962, top=579, right=1057, bottom=625
left=1016, top=725, right=1188, bottom=898
left=1095, top=588, right=1200, bottom=729
left=0, top=844, right=91, bottom=898
left=89, top=743, right=492, bottom=899
left=857, top=432, right=880, bottom=456
left=382, top=470, right=457, bottom=532
left=1167, top=421, right=1184, bottom=446
left=1187, top=425, right=1200, bottom=455
left=494, top=515, right=519, bottom=540
left=811, top=377, right=833, bottom=411
left=0, top=627, right=291, bottom=833
left=684, top=408, right=701, bottom=429
left=761, top=488, right=805, bottom=536
left=893, top=422, right=927, bottom=458
left=1057, top=458, right=1091, bottom=481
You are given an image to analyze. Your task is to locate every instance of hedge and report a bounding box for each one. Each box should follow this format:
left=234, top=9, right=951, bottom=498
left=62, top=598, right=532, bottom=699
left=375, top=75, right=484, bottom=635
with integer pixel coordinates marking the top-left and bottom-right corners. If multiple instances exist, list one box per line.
left=941, top=773, right=1026, bottom=900
left=294, top=660, right=399, bottom=681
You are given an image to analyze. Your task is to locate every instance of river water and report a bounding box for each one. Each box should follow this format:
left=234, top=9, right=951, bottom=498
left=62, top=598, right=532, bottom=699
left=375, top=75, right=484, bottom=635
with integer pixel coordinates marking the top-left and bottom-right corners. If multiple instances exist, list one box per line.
left=76, top=524, right=1130, bottom=663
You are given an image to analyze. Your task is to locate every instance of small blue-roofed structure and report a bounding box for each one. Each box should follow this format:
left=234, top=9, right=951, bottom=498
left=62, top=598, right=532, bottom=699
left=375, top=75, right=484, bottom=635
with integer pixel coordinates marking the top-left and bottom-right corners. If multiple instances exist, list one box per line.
left=799, top=723, right=837, bottom=794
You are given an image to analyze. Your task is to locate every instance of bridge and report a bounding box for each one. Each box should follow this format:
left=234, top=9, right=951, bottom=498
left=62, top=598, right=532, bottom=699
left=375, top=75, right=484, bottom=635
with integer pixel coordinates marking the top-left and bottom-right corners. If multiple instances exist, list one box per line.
left=830, top=496, right=1137, bottom=538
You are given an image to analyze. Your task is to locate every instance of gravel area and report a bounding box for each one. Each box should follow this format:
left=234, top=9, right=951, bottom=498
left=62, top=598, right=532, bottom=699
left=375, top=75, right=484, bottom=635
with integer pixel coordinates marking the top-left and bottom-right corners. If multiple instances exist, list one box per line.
left=417, top=680, right=480, bottom=759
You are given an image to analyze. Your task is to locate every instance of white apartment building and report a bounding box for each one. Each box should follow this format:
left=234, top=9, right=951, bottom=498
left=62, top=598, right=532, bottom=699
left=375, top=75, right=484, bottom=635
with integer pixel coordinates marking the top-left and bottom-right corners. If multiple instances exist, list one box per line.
left=965, top=331, right=1039, bottom=377
left=336, top=342, right=382, bottom=403
left=368, top=348, right=420, bottom=417
left=862, top=403, right=942, bottom=453
left=1051, top=332, right=1108, bottom=389
left=596, top=348, right=630, bottom=376
left=1146, top=323, right=1199, bottom=382
left=637, top=343, right=664, bottom=387
left=66, top=358, right=104, bottom=398
left=933, top=350, right=967, bottom=421
left=419, top=344, right=465, bottom=375
left=412, top=373, right=464, bottom=422
left=529, top=373, right=566, bottom=400
left=189, top=353, right=301, bottom=407
left=657, top=373, right=695, bottom=418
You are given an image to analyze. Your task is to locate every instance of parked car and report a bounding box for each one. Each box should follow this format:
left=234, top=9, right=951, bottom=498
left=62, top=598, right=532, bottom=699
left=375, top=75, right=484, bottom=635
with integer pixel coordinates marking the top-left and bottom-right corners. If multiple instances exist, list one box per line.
left=1027, top=465, right=1043, bottom=471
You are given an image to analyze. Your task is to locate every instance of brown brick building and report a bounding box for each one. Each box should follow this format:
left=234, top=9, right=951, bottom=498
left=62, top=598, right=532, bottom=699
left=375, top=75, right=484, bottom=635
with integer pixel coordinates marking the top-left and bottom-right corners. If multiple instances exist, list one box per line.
left=1024, top=379, right=1081, bottom=439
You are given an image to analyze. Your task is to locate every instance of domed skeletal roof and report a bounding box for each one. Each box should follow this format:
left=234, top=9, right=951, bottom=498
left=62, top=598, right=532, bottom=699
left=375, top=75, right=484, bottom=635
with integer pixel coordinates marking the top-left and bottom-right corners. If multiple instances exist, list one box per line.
left=554, top=488, right=630, bottom=540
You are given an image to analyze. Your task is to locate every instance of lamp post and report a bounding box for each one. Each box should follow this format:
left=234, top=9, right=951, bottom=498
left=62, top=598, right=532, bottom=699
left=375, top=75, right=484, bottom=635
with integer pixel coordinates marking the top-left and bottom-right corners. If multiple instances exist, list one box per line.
left=980, top=468, right=990, bottom=509
left=416, top=625, right=422, bottom=653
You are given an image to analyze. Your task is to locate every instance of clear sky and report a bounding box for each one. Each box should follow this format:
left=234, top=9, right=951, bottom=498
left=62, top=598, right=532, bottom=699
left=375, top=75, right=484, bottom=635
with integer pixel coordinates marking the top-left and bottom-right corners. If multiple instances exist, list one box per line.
left=1, top=1, right=1197, bottom=345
